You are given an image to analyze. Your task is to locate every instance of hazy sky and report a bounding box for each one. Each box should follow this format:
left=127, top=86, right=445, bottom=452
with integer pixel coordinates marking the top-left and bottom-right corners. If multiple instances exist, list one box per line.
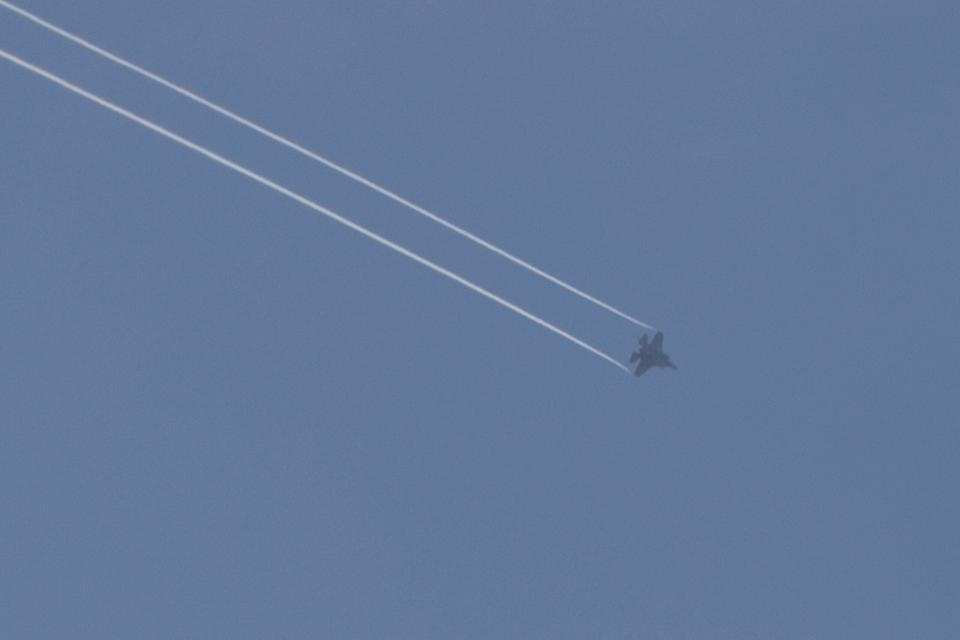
left=2, top=1, right=958, bottom=637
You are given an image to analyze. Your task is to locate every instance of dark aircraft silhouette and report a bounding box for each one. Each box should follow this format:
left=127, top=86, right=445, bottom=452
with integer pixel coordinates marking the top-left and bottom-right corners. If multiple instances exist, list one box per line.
left=629, top=331, right=677, bottom=376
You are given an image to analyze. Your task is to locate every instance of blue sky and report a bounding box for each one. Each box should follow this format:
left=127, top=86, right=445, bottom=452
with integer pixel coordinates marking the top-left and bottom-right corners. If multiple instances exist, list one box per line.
left=2, top=1, right=958, bottom=637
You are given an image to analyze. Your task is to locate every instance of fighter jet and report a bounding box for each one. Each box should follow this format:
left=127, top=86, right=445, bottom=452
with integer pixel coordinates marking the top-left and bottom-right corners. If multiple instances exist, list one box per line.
left=629, top=331, right=677, bottom=376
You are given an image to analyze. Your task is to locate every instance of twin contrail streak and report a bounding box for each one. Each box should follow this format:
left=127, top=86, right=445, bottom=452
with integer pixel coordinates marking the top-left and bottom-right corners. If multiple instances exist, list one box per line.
left=0, top=48, right=631, bottom=374
left=0, top=0, right=654, bottom=332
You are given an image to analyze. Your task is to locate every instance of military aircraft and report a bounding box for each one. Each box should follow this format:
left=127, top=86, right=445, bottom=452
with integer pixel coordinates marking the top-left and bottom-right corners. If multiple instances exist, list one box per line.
left=629, top=331, right=677, bottom=376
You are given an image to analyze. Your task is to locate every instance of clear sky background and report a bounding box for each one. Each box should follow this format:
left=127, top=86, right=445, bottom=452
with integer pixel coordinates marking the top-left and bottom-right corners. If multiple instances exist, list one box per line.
left=2, top=1, right=958, bottom=637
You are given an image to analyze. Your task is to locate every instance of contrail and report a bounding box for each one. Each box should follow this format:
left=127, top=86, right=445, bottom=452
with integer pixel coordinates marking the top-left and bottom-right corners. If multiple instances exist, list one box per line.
left=0, top=48, right=631, bottom=374
left=0, top=0, right=655, bottom=332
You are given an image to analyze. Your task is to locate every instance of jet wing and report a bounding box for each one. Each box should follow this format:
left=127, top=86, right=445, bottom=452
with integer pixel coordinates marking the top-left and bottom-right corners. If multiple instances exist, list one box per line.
left=629, top=351, right=641, bottom=363
left=634, top=361, right=652, bottom=376
left=651, top=331, right=664, bottom=351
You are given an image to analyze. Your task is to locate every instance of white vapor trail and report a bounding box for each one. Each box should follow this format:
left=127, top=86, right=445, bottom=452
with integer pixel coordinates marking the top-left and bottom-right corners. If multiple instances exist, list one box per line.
left=0, top=48, right=631, bottom=374
left=0, top=0, right=655, bottom=332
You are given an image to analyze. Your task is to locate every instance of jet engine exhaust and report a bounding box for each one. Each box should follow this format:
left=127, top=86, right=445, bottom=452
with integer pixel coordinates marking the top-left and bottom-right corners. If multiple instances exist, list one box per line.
left=0, top=48, right=632, bottom=374
left=0, top=0, right=654, bottom=332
